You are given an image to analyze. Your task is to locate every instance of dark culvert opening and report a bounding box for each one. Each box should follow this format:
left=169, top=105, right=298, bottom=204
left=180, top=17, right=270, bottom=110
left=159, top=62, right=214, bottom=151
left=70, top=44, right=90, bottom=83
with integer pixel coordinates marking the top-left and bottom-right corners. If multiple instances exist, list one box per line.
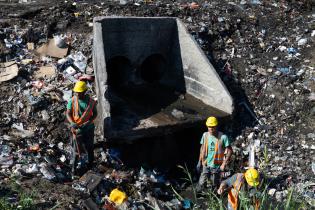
left=140, top=54, right=166, bottom=83
left=107, top=53, right=181, bottom=131
left=106, top=56, right=133, bottom=90
left=109, top=124, right=205, bottom=179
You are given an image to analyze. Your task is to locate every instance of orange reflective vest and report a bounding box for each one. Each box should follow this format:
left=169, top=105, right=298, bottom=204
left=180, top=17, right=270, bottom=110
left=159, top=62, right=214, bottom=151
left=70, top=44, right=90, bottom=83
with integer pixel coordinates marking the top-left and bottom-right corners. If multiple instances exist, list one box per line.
left=71, top=95, right=96, bottom=126
left=228, top=173, right=244, bottom=210
left=199, top=132, right=224, bottom=166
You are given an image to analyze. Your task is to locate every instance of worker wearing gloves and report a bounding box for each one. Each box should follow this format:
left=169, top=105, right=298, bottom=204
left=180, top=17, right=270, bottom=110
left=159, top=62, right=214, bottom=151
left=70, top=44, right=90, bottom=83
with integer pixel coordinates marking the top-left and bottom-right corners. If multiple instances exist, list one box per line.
left=217, top=168, right=261, bottom=210
left=66, top=81, right=97, bottom=174
left=196, top=116, right=233, bottom=190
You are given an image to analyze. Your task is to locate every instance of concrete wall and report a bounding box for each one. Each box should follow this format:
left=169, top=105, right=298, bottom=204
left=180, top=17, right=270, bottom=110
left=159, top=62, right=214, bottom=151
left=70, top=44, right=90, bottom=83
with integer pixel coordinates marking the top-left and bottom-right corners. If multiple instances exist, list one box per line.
left=176, top=19, right=233, bottom=115
left=100, top=17, right=185, bottom=91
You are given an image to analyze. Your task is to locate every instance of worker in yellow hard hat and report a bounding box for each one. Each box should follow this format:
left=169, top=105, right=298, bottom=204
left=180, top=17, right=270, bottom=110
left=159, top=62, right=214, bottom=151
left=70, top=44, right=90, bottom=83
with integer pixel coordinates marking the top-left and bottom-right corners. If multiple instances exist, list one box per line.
left=217, top=168, right=261, bottom=210
left=196, top=116, right=233, bottom=190
left=66, top=81, right=97, bottom=176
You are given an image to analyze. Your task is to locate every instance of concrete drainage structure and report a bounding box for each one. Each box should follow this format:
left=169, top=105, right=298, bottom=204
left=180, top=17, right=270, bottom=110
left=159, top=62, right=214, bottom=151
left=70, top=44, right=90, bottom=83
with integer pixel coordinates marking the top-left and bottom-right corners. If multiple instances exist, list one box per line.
left=93, top=17, right=233, bottom=142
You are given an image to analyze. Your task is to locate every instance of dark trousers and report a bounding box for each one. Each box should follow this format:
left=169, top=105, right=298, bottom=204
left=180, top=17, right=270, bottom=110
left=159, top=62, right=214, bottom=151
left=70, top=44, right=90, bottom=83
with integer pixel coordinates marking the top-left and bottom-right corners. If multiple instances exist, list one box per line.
left=198, top=166, right=221, bottom=190
left=71, top=128, right=94, bottom=174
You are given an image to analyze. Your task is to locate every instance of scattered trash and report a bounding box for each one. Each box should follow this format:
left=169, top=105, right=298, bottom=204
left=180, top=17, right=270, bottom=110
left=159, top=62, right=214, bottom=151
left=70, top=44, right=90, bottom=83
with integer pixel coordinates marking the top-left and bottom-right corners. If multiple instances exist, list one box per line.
left=68, top=51, right=87, bottom=72
left=11, top=123, right=34, bottom=138
left=277, top=67, right=291, bottom=75
left=79, top=171, right=103, bottom=192
left=29, top=144, right=40, bottom=152
left=27, top=42, right=34, bottom=50
left=171, top=109, right=185, bottom=120
left=0, top=155, right=14, bottom=168
left=36, top=39, right=69, bottom=58
left=0, top=62, right=19, bottom=83
left=39, top=163, right=56, bottom=180
left=0, top=1, right=314, bottom=209
left=54, top=35, right=68, bottom=48
left=66, top=66, right=76, bottom=75
left=287, top=48, right=297, bottom=55
left=34, top=65, right=56, bottom=79
left=189, top=2, right=199, bottom=9
left=182, top=199, right=191, bottom=209
left=297, top=38, right=307, bottom=46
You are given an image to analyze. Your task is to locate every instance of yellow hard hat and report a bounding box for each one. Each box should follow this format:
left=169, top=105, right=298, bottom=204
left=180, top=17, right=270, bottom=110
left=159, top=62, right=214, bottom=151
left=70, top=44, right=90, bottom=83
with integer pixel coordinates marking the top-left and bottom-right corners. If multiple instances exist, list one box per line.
left=109, top=188, right=127, bottom=205
left=206, top=116, right=218, bottom=127
left=245, top=168, right=260, bottom=187
left=73, top=81, right=87, bottom=92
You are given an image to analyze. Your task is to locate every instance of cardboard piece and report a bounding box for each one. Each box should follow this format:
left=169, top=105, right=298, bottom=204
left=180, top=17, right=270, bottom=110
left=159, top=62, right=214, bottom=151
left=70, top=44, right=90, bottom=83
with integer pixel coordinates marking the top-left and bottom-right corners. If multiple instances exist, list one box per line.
left=0, top=61, right=19, bottom=83
left=34, top=65, right=56, bottom=79
left=79, top=171, right=103, bottom=192
left=27, top=42, right=34, bottom=50
left=36, top=39, right=68, bottom=58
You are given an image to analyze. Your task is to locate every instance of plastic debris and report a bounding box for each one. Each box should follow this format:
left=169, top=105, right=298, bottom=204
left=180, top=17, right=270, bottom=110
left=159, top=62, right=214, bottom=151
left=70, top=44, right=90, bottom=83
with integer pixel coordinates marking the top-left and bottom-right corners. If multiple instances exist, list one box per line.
left=39, top=163, right=56, bottom=180
left=69, top=51, right=87, bottom=72
left=109, top=188, right=127, bottom=205
left=297, top=38, right=307, bottom=46
left=182, top=199, right=191, bottom=209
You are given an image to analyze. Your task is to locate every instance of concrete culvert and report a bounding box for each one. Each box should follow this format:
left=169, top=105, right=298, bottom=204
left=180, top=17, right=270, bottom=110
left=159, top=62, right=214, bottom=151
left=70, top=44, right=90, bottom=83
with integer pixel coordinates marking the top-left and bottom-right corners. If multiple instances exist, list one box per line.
left=106, top=56, right=133, bottom=89
left=140, top=54, right=166, bottom=83
left=93, top=17, right=233, bottom=142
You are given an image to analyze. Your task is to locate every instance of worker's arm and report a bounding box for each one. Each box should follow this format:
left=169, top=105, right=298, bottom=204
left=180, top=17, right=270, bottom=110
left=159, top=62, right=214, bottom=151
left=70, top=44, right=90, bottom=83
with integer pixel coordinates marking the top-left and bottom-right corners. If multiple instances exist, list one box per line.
left=220, top=134, right=233, bottom=171
left=66, top=109, right=78, bottom=130
left=90, top=106, right=98, bottom=122
left=66, top=109, right=74, bottom=124
left=220, top=146, right=233, bottom=171
left=66, top=98, right=75, bottom=124
left=80, top=102, right=97, bottom=128
left=217, top=182, right=227, bottom=195
left=217, top=173, right=237, bottom=195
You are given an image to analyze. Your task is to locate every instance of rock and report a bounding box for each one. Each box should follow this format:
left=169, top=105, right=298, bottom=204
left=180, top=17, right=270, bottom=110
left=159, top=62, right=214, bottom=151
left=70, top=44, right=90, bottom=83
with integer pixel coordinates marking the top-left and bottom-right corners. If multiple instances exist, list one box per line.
left=307, top=133, right=315, bottom=139
left=268, top=188, right=276, bottom=196
left=286, top=146, right=293, bottom=151
left=275, top=191, right=287, bottom=202
left=171, top=109, right=185, bottom=120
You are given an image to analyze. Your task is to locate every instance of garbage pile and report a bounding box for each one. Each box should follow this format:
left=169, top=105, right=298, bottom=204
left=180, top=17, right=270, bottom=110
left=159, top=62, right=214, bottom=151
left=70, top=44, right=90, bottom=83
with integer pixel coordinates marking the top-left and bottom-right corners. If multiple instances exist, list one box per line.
left=0, top=0, right=314, bottom=209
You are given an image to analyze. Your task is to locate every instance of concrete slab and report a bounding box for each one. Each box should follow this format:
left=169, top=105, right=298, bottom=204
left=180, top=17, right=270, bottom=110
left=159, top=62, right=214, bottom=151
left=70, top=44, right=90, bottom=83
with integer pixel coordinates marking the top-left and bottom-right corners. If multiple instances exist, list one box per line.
left=93, top=17, right=233, bottom=142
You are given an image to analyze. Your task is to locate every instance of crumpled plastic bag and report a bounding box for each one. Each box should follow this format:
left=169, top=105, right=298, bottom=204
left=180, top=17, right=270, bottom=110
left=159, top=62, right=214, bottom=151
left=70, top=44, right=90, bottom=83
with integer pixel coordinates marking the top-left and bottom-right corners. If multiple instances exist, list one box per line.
left=109, top=188, right=127, bottom=205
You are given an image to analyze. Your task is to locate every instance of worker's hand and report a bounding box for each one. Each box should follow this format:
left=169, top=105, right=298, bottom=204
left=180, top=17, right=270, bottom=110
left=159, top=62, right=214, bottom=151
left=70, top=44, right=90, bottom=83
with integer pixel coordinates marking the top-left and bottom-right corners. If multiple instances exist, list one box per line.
left=196, top=161, right=201, bottom=172
left=220, top=162, right=226, bottom=171
left=217, top=186, right=224, bottom=195
left=81, top=120, right=91, bottom=128
left=71, top=122, right=78, bottom=129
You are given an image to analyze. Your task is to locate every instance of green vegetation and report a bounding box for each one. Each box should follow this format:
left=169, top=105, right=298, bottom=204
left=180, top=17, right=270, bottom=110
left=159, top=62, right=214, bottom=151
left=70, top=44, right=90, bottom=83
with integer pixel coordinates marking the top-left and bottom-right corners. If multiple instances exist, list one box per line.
left=204, top=184, right=307, bottom=210
left=0, top=179, right=37, bottom=210
left=0, top=192, right=36, bottom=210
left=174, top=165, right=308, bottom=210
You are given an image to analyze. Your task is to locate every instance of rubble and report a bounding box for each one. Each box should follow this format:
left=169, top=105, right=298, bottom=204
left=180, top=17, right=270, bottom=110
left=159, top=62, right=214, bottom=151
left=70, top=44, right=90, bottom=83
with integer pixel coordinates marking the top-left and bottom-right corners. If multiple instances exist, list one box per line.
left=0, top=0, right=314, bottom=209
left=0, top=61, right=19, bottom=82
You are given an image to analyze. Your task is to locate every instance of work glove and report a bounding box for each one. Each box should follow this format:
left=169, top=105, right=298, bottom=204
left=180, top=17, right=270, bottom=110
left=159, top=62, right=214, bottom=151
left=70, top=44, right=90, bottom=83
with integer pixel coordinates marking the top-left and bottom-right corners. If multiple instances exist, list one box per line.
left=81, top=120, right=91, bottom=128
left=71, top=122, right=79, bottom=129
left=196, top=161, right=201, bottom=173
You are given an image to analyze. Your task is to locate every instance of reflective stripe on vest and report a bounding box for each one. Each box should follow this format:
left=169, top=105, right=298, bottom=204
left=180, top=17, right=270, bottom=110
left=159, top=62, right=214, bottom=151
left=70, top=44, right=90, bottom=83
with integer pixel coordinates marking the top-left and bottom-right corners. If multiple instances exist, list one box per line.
left=200, top=132, right=224, bottom=166
left=228, top=173, right=244, bottom=210
left=72, top=95, right=96, bottom=126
